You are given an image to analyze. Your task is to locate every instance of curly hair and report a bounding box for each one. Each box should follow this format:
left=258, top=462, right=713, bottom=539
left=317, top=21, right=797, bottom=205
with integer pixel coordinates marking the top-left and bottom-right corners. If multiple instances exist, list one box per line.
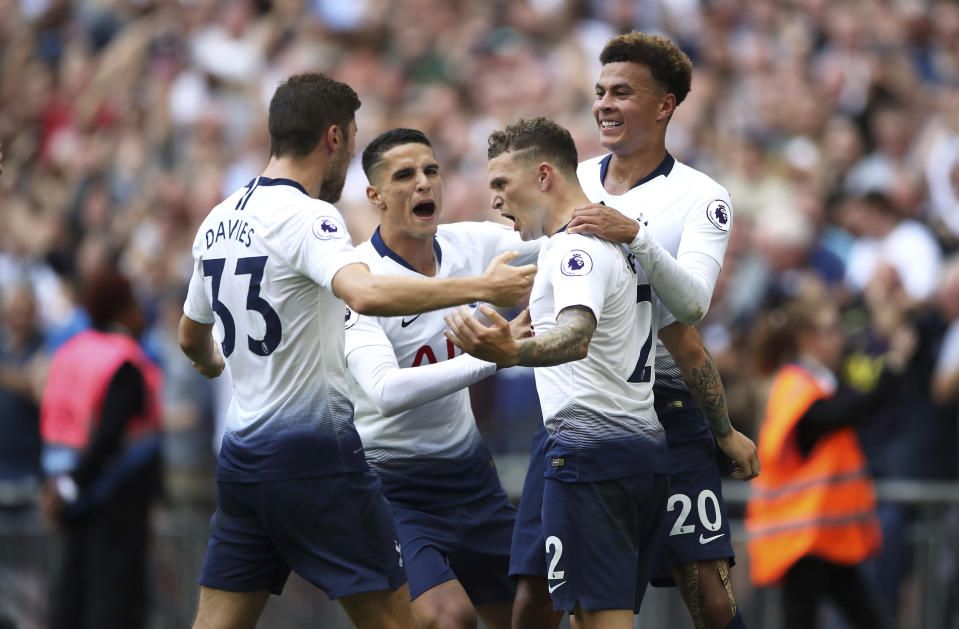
left=600, top=32, right=693, bottom=106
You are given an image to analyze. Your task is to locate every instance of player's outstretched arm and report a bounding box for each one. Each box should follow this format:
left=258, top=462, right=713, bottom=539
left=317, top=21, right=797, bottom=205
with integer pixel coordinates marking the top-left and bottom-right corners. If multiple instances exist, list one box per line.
left=349, top=345, right=496, bottom=417
left=178, top=315, right=225, bottom=379
left=568, top=204, right=719, bottom=324
left=332, top=251, right=535, bottom=316
left=660, top=321, right=760, bottom=481
left=445, top=305, right=595, bottom=368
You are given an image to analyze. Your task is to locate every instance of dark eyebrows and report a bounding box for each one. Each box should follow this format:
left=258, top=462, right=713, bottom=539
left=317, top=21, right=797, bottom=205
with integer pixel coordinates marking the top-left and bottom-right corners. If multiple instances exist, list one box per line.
left=391, top=166, right=415, bottom=180
left=596, top=82, right=633, bottom=93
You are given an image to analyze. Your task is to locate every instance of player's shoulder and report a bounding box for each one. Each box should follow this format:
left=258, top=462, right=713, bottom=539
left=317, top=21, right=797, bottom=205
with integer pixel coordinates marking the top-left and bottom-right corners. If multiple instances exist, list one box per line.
left=549, top=232, right=624, bottom=270
left=438, top=220, right=512, bottom=243
left=577, top=153, right=608, bottom=173
left=670, top=159, right=730, bottom=202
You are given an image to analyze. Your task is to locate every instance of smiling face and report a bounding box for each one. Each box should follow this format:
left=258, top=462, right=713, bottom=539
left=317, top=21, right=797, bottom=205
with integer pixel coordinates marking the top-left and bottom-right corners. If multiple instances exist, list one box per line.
left=368, top=142, right=443, bottom=241
left=488, top=151, right=547, bottom=241
left=593, top=62, right=672, bottom=155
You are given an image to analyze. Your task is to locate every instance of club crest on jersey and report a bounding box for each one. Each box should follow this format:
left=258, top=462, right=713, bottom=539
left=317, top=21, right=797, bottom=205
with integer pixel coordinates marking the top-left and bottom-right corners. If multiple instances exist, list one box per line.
left=312, top=216, right=345, bottom=240
left=561, top=249, right=593, bottom=276
left=344, top=306, right=360, bottom=329
left=706, top=200, right=731, bottom=232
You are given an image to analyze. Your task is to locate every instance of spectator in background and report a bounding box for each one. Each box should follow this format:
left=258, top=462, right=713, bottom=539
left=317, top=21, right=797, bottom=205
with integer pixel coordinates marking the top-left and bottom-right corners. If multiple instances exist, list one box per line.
left=747, top=295, right=916, bottom=629
left=844, top=190, right=943, bottom=304
left=0, top=284, right=44, bottom=502
left=38, top=268, right=163, bottom=629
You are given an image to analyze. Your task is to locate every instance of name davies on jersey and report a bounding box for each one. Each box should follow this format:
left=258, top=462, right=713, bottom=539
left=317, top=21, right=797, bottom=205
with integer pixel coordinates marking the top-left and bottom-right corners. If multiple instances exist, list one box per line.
left=205, top=219, right=255, bottom=249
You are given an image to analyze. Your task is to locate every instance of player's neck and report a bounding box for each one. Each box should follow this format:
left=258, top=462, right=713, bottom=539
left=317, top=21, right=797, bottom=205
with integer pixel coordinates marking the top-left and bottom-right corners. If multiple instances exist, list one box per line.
left=378, top=226, right=437, bottom=277
left=547, top=188, right=592, bottom=236
left=261, top=155, right=324, bottom=199
left=605, top=144, right=668, bottom=195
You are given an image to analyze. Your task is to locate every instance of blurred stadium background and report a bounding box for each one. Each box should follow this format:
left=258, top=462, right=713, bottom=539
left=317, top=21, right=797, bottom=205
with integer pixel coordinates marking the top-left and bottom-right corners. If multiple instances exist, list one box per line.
left=0, top=0, right=958, bottom=627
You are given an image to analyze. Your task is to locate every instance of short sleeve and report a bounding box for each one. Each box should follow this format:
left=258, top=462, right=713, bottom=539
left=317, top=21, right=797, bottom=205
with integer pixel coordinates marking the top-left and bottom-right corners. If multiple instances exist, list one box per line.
left=677, top=193, right=733, bottom=269
left=550, top=235, right=618, bottom=322
left=291, top=206, right=365, bottom=289
left=183, top=250, right=215, bottom=324
left=456, top=221, right=542, bottom=267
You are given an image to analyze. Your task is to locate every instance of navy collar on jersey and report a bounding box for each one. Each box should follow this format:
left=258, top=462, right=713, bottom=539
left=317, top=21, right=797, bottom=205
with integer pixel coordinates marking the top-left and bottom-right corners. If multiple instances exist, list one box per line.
left=553, top=220, right=570, bottom=235
left=598, top=152, right=675, bottom=190
left=370, top=226, right=443, bottom=273
left=243, top=176, right=309, bottom=196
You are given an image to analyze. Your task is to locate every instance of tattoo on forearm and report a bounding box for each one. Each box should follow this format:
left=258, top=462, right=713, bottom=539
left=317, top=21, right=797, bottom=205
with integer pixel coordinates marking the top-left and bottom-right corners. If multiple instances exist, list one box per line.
left=687, top=348, right=732, bottom=439
left=515, top=307, right=595, bottom=367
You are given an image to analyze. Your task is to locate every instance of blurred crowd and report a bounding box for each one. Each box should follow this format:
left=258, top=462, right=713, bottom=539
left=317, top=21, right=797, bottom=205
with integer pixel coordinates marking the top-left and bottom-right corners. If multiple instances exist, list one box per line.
left=1, top=0, right=959, bottom=623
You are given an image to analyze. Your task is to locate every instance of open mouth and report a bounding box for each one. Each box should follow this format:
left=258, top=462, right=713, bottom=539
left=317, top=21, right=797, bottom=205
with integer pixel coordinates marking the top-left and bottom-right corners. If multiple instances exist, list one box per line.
left=600, top=120, right=623, bottom=129
left=413, top=200, right=436, bottom=218
left=501, top=213, right=518, bottom=231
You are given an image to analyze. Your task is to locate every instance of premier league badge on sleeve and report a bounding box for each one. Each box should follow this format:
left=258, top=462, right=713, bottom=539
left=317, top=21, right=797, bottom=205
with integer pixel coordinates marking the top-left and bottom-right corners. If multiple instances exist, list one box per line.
left=312, top=216, right=346, bottom=240
left=344, top=305, right=360, bottom=329
left=561, top=249, right=593, bottom=276
left=706, top=200, right=731, bottom=232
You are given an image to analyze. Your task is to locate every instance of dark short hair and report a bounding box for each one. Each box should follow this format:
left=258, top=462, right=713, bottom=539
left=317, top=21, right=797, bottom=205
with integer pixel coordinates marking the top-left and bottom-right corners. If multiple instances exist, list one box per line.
left=268, top=73, right=361, bottom=158
left=487, top=117, right=578, bottom=176
left=600, top=32, right=692, bottom=107
left=361, top=128, right=433, bottom=182
left=83, top=268, right=136, bottom=330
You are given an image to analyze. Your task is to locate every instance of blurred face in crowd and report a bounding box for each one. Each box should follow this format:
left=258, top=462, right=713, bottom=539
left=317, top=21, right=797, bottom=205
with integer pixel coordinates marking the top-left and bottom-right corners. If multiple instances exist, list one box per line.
left=367, top=142, right=443, bottom=241
left=319, top=119, right=356, bottom=203
left=799, top=307, right=845, bottom=372
left=593, top=62, right=671, bottom=155
left=488, top=151, right=547, bottom=241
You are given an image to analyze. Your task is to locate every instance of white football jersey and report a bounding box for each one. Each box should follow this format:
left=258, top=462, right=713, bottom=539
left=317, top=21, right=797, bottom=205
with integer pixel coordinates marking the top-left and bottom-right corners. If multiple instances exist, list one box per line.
left=345, top=221, right=540, bottom=463
left=531, top=230, right=671, bottom=470
left=184, top=177, right=365, bottom=480
left=578, top=153, right=733, bottom=399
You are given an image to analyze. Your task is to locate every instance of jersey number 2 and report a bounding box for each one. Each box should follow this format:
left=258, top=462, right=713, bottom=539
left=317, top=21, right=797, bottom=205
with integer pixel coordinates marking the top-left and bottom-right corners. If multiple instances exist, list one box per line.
left=627, top=284, right=654, bottom=383
left=203, top=256, right=282, bottom=358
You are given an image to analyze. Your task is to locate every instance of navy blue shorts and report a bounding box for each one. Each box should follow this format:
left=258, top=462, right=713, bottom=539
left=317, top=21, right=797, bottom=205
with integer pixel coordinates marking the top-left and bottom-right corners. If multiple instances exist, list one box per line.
left=509, top=425, right=549, bottom=578
left=651, top=402, right=735, bottom=587
left=542, top=474, right=668, bottom=612
left=390, top=486, right=516, bottom=605
left=199, top=471, right=406, bottom=599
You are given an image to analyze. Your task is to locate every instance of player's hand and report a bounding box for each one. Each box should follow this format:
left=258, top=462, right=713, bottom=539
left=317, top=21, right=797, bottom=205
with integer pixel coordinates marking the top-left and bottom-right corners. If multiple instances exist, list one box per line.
left=508, top=307, right=532, bottom=340
left=192, top=348, right=225, bottom=379
left=481, top=251, right=536, bottom=307
left=716, top=429, right=760, bottom=481
left=567, top=203, right=639, bottom=243
left=445, top=305, right=519, bottom=367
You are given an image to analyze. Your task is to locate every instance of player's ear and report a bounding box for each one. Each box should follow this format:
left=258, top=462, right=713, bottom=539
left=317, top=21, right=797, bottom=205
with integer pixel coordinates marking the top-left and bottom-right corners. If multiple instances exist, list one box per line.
left=659, top=92, right=676, bottom=121
left=366, top=185, right=386, bottom=210
left=324, top=124, right=341, bottom=153
left=538, top=162, right=553, bottom=192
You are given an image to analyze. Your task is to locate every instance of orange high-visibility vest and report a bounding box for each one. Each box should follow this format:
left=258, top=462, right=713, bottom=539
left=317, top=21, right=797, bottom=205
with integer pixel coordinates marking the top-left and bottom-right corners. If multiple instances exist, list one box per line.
left=41, top=330, right=162, bottom=451
left=745, top=364, right=881, bottom=586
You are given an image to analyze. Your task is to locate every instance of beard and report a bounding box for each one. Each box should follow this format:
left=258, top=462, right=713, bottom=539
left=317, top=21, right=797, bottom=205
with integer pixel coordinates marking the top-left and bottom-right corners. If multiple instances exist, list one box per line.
left=318, top=146, right=350, bottom=203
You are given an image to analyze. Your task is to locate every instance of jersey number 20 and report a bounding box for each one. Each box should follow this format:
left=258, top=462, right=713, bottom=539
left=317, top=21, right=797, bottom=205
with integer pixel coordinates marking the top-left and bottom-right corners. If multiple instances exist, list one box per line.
left=203, top=256, right=282, bottom=357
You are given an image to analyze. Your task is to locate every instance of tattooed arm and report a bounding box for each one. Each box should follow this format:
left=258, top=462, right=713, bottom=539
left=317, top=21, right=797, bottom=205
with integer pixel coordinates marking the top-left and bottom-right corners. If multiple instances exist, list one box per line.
left=445, top=305, right=596, bottom=368
left=660, top=321, right=760, bottom=480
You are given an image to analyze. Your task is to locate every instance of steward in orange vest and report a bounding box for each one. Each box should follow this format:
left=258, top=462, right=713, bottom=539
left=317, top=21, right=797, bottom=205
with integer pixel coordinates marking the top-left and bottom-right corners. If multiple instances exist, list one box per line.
left=746, top=361, right=881, bottom=586
left=746, top=297, right=914, bottom=629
